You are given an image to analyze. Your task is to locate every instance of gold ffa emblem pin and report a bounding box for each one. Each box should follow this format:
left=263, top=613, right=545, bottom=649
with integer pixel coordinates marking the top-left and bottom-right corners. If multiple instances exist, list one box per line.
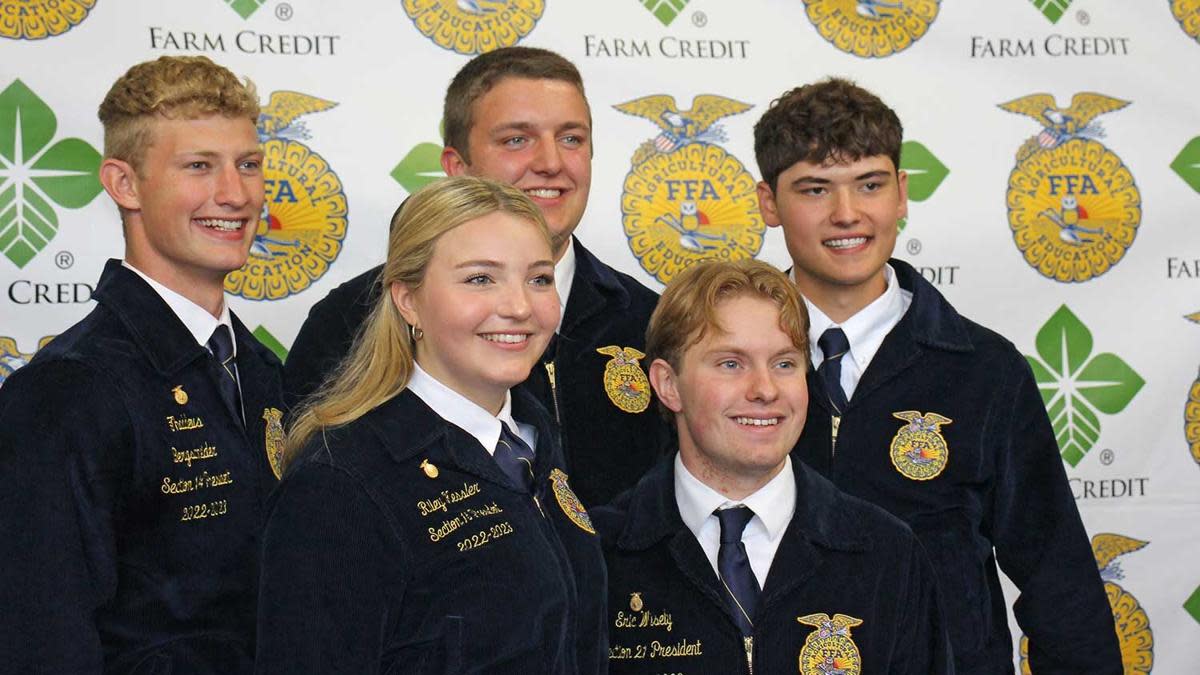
left=262, top=408, right=286, bottom=480
left=630, top=592, right=644, bottom=612
left=797, top=613, right=863, bottom=675
left=171, top=385, right=188, bottom=405
left=596, top=346, right=651, bottom=414
left=889, top=410, right=952, bottom=481
left=549, top=468, right=595, bottom=534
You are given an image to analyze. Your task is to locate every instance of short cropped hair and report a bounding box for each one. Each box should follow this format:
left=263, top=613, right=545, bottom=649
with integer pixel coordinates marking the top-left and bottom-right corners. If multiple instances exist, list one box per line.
left=98, top=56, right=260, bottom=171
left=754, top=77, right=903, bottom=191
left=443, top=46, right=587, bottom=163
left=647, top=259, right=809, bottom=417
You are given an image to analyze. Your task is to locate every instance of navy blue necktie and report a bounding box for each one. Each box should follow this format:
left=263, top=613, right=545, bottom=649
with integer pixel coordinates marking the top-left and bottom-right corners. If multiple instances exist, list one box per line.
left=817, top=328, right=850, bottom=413
left=494, top=424, right=535, bottom=492
left=716, top=506, right=760, bottom=636
left=206, top=326, right=243, bottom=425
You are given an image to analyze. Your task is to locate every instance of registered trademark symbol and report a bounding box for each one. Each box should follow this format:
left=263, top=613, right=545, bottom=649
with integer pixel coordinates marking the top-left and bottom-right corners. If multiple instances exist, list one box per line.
left=55, top=251, right=74, bottom=270
left=1076, top=9, right=1090, bottom=25
left=276, top=2, right=294, bottom=21
left=1099, top=448, right=1115, bottom=465
left=906, top=238, right=922, bottom=255
left=691, top=11, right=707, bottom=28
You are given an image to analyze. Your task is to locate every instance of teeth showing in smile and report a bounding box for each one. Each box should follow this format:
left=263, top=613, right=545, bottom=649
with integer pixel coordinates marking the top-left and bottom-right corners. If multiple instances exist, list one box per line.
left=482, top=333, right=528, bottom=344
left=735, top=417, right=779, bottom=427
left=825, top=237, right=867, bottom=249
left=525, top=188, right=562, bottom=199
left=196, top=218, right=243, bottom=232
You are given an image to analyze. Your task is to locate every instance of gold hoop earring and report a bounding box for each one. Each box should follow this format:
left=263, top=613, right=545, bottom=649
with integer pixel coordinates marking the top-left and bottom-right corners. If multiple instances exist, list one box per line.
left=408, top=324, right=424, bottom=342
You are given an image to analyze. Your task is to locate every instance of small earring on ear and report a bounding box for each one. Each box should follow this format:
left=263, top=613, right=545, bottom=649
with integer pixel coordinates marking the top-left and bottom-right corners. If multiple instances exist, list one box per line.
left=408, top=324, right=424, bottom=342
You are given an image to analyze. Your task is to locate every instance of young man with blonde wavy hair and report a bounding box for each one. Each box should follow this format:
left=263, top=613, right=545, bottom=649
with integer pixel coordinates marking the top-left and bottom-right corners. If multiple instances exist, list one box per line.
left=0, top=56, right=284, bottom=674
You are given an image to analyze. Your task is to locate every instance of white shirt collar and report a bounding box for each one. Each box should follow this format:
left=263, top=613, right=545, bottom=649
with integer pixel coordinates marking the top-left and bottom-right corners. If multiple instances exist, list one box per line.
left=406, top=363, right=525, bottom=456
left=801, top=264, right=911, bottom=397
left=122, top=260, right=234, bottom=354
left=553, top=236, right=576, bottom=333
left=674, top=454, right=795, bottom=542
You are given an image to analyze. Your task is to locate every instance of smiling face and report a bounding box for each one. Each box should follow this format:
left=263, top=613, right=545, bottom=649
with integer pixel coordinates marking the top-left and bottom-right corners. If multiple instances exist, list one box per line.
left=757, top=154, right=907, bottom=321
left=651, top=294, right=808, bottom=499
left=391, top=211, right=559, bottom=414
left=441, top=77, right=591, bottom=260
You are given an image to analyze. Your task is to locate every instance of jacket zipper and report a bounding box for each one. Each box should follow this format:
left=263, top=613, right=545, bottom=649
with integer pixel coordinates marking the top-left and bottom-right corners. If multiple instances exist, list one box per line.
left=743, top=635, right=754, bottom=674
left=544, top=362, right=562, bottom=424
left=830, top=414, right=841, bottom=461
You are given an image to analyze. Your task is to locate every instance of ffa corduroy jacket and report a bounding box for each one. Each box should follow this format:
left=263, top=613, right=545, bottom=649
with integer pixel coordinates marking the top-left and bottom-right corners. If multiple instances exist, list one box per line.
left=793, top=258, right=1121, bottom=674
left=592, top=454, right=953, bottom=675
left=255, top=388, right=608, bottom=674
left=0, top=259, right=285, bottom=674
left=283, top=236, right=670, bottom=506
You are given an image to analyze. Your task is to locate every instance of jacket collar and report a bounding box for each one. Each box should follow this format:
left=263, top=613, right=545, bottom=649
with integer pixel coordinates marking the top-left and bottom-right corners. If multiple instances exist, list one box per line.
left=92, top=259, right=210, bottom=376
left=616, top=452, right=872, bottom=554
left=559, top=237, right=632, bottom=335
left=888, top=258, right=973, bottom=353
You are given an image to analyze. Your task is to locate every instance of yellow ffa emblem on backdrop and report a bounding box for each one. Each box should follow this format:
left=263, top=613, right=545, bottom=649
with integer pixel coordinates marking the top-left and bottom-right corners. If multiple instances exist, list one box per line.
left=549, top=468, right=595, bottom=534
left=614, top=94, right=764, bottom=284
left=1187, top=370, right=1200, bottom=467
left=0, top=335, right=51, bottom=385
left=0, top=0, right=95, bottom=40
left=1020, top=533, right=1152, bottom=674
left=797, top=613, right=863, bottom=675
left=402, top=0, right=544, bottom=55
left=1171, top=0, right=1200, bottom=43
left=889, top=411, right=951, bottom=481
left=999, top=93, right=1140, bottom=283
left=596, top=346, right=652, bottom=414
left=802, top=0, right=940, bottom=58
left=263, top=407, right=286, bottom=480
left=224, top=91, right=347, bottom=301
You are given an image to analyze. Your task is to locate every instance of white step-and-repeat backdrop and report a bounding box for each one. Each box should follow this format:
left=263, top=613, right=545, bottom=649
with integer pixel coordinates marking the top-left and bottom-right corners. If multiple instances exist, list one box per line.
left=2, top=1, right=1197, bottom=671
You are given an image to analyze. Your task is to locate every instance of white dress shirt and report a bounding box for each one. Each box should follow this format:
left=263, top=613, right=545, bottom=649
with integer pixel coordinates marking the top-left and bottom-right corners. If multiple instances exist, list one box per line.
left=674, top=454, right=796, bottom=588
left=406, top=363, right=537, bottom=455
left=122, top=261, right=235, bottom=355
left=801, top=263, right=913, bottom=401
left=553, top=236, right=576, bottom=334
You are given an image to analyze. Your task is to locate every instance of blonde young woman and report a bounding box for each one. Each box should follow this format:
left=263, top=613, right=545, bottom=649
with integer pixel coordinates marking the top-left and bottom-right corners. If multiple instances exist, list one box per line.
left=255, top=177, right=606, bottom=674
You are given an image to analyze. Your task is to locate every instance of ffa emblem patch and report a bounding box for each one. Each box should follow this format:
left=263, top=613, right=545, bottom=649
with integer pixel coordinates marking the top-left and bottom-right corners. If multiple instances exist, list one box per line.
left=263, top=407, right=286, bottom=480
left=224, top=91, right=346, bottom=301
left=596, top=346, right=652, bottom=414
left=614, top=94, right=765, bottom=284
left=797, top=613, right=863, bottom=675
left=999, top=92, right=1140, bottom=282
left=1020, top=533, right=1152, bottom=674
left=549, top=468, right=595, bottom=534
left=802, top=0, right=940, bottom=58
left=172, top=386, right=188, bottom=405
left=889, top=411, right=951, bottom=481
left=630, top=592, right=644, bottom=612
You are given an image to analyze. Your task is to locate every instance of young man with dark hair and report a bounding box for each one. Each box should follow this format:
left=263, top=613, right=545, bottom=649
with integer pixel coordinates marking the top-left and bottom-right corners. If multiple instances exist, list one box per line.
left=285, top=47, right=666, bottom=506
left=754, top=77, right=1121, bottom=673
left=594, top=259, right=951, bottom=674
left=0, top=56, right=284, bottom=673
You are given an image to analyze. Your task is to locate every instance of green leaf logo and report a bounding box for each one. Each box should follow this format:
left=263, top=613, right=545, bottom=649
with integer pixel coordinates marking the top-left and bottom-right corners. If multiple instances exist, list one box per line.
left=225, top=0, right=268, bottom=19
left=0, top=80, right=102, bottom=268
left=390, top=142, right=446, bottom=194
left=1170, top=136, right=1200, bottom=194
left=900, top=141, right=948, bottom=202
left=1186, top=585, right=1200, bottom=626
left=1029, top=0, right=1074, bottom=24
left=1025, top=306, right=1144, bottom=466
left=252, top=325, right=289, bottom=363
left=639, top=0, right=691, bottom=26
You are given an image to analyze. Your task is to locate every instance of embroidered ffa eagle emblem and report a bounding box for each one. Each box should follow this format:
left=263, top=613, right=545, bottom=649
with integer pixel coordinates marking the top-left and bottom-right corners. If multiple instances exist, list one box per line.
left=797, top=613, right=863, bottom=675
left=889, top=410, right=952, bottom=481
left=596, top=346, right=652, bottom=413
left=262, top=407, right=286, bottom=480
left=549, top=468, right=595, bottom=534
